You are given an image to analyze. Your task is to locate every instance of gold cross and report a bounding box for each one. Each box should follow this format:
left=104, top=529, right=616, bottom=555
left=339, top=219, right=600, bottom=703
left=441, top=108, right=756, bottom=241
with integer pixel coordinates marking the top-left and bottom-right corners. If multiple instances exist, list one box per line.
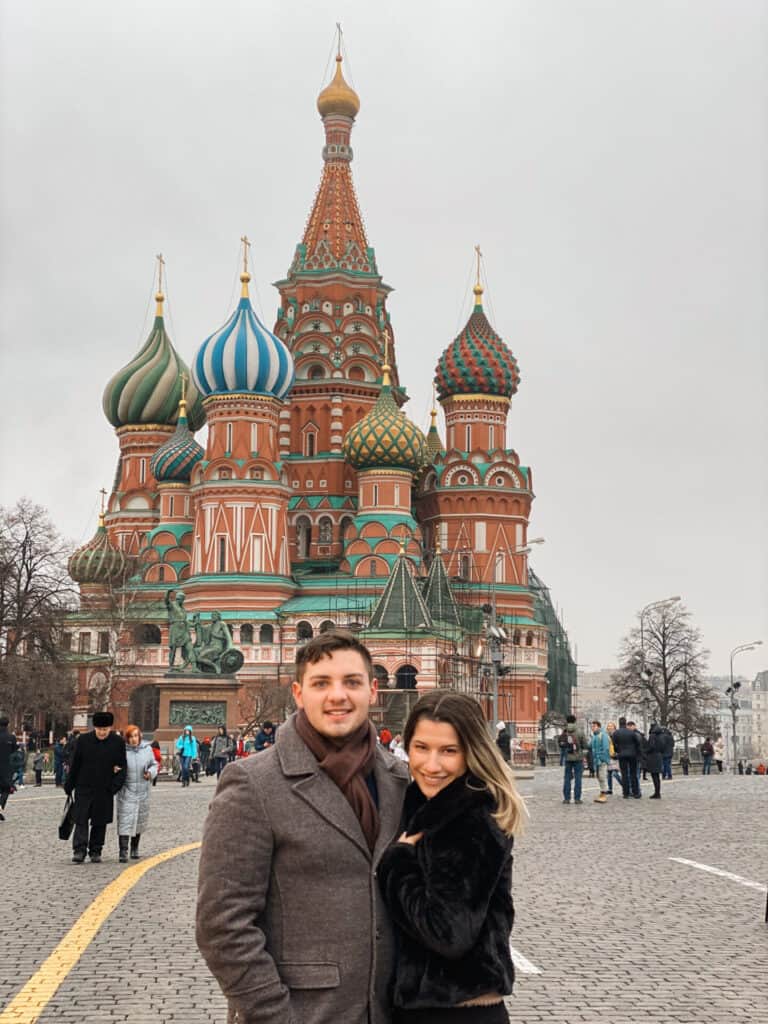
left=336, top=22, right=343, bottom=58
left=382, top=326, right=390, bottom=367
left=180, top=370, right=187, bottom=402
left=240, top=235, right=251, bottom=275
left=474, top=244, right=482, bottom=288
left=156, top=253, right=165, bottom=292
left=99, top=488, right=107, bottom=514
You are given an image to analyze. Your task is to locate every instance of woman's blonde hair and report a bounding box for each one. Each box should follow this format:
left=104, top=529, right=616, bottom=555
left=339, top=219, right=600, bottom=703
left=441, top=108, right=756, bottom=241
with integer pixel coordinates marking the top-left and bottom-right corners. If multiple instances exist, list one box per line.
left=403, top=690, right=526, bottom=836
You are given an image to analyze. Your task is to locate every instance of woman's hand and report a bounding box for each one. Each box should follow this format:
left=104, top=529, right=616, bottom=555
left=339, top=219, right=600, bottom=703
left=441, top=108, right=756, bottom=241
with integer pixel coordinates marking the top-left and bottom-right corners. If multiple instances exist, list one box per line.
left=398, top=831, right=424, bottom=846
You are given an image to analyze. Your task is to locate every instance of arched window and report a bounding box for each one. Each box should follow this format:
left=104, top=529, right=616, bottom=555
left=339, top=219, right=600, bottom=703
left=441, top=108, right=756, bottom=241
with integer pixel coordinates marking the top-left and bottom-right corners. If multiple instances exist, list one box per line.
left=395, top=664, right=418, bottom=690
left=296, top=516, right=312, bottom=558
left=318, top=517, right=333, bottom=545
left=297, top=620, right=313, bottom=642
left=240, top=624, right=254, bottom=644
left=319, top=619, right=335, bottom=634
left=135, top=624, right=161, bottom=645
left=348, top=365, right=365, bottom=381
left=259, top=623, right=274, bottom=645
left=340, top=516, right=354, bottom=545
left=373, top=664, right=390, bottom=688
left=459, top=554, right=471, bottom=580
left=513, top=629, right=521, bottom=646
left=305, top=433, right=316, bottom=457
left=526, top=630, right=534, bottom=647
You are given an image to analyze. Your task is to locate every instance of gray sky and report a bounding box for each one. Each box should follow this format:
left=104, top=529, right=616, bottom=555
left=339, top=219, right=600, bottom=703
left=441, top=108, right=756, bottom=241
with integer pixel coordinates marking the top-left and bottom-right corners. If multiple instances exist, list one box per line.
left=1, top=1, right=766, bottom=679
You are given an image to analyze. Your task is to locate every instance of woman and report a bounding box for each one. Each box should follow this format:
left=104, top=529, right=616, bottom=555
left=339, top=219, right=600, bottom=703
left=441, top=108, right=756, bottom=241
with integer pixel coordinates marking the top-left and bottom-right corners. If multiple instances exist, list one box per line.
left=645, top=723, right=664, bottom=799
left=378, top=690, right=526, bottom=1023
left=116, top=725, right=157, bottom=862
left=606, top=721, right=622, bottom=795
left=209, top=725, right=231, bottom=778
left=175, top=726, right=198, bottom=787
left=713, top=736, right=725, bottom=773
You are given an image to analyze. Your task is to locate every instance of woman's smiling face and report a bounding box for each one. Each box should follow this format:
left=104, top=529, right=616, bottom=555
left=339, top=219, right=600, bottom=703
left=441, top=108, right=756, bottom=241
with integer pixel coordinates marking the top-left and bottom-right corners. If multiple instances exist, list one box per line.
left=407, top=718, right=467, bottom=798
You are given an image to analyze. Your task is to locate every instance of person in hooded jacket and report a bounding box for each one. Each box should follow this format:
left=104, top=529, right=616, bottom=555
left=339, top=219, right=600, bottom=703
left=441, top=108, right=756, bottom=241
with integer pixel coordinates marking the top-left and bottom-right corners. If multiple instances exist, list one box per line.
left=660, top=727, right=675, bottom=780
left=116, top=724, right=158, bottom=861
left=175, top=726, right=198, bottom=787
left=561, top=714, right=589, bottom=804
left=645, top=723, right=664, bottom=799
left=611, top=718, right=642, bottom=799
left=378, top=689, right=526, bottom=1024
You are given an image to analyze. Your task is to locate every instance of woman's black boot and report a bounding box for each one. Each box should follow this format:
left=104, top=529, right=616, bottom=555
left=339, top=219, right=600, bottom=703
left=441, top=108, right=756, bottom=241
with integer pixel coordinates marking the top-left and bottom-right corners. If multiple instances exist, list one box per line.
left=118, top=836, right=129, bottom=863
left=130, top=834, right=140, bottom=859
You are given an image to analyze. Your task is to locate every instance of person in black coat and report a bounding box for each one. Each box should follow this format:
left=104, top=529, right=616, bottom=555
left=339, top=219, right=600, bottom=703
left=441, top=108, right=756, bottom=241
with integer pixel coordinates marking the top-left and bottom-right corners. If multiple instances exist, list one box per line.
left=660, top=727, right=675, bottom=780
left=645, top=724, right=664, bottom=799
left=0, top=716, right=18, bottom=821
left=378, top=690, right=526, bottom=1024
left=65, top=712, right=126, bottom=863
left=611, top=717, right=642, bottom=799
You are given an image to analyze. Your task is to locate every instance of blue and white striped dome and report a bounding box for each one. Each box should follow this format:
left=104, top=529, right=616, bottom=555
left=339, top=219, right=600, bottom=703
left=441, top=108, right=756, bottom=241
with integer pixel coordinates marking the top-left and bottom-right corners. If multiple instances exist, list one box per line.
left=192, top=291, right=294, bottom=401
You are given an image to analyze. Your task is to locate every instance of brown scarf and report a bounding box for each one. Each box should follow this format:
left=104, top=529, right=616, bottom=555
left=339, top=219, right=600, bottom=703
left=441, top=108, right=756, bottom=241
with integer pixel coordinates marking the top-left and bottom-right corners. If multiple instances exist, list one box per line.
left=294, top=710, right=380, bottom=852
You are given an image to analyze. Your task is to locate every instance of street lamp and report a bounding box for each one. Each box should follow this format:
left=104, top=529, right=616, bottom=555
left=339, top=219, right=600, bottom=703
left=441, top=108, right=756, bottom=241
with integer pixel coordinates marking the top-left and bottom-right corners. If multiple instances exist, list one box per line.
left=727, top=640, right=763, bottom=772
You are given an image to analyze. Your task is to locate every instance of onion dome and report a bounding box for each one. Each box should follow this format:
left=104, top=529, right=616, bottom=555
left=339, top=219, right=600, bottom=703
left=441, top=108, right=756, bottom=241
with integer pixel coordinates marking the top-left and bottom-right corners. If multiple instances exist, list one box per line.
left=434, top=281, right=520, bottom=401
left=317, top=54, right=360, bottom=120
left=103, top=291, right=205, bottom=431
left=343, top=362, right=426, bottom=473
left=192, top=269, right=294, bottom=401
left=150, top=390, right=204, bottom=483
left=69, top=513, right=127, bottom=584
left=425, top=406, right=443, bottom=462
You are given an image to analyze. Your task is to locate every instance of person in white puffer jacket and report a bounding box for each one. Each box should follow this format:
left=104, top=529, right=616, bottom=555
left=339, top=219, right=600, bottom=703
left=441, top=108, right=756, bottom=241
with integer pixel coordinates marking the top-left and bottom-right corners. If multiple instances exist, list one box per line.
left=116, top=724, right=158, bottom=862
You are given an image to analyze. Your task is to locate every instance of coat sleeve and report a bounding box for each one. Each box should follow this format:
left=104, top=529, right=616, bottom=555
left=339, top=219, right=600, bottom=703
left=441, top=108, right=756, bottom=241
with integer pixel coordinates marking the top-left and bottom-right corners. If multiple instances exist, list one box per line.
left=196, top=761, right=298, bottom=1024
left=378, top=816, right=510, bottom=960
left=110, top=739, right=127, bottom=795
left=65, top=741, right=81, bottom=794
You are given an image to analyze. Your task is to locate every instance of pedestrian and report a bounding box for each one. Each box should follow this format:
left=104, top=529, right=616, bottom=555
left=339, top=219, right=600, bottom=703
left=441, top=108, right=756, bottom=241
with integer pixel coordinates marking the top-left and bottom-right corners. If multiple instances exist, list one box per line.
left=32, top=750, right=47, bottom=786
left=590, top=720, right=611, bottom=803
left=377, top=689, right=525, bottom=1023
left=390, top=734, right=409, bottom=762
left=254, top=720, right=276, bottom=752
left=701, top=737, right=715, bottom=775
left=661, top=726, right=675, bottom=780
left=210, top=725, right=231, bottom=777
left=379, top=727, right=393, bottom=748
left=737, top=759, right=744, bottom=775
left=536, top=740, right=547, bottom=767
left=116, top=725, right=157, bottom=862
left=495, top=721, right=511, bottom=764
left=65, top=711, right=126, bottom=863
left=150, top=740, right=163, bottom=785
left=0, top=716, right=18, bottom=822
left=745, top=761, right=753, bottom=775
left=680, top=751, right=690, bottom=776
left=228, top=731, right=239, bottom=762
left=605, top=721, right=622, bottom=794
left=10, top=744, right=25, bottom=789
left=714, top=736, right=725, bottom=773
left=196, top=629, right=410, bottom=1024
left=175, top=726, right=198, bottom=787
left=645, top=723, right=664, bottom=799
left=53, top=737, right=66, bottom=787
left=628, top=721, right=646, bottom=788
left=562, top=713, right=589, bottom=804
left=612, top=717, right=642, bottom=799
left=199, top=736, right=211, bottom=774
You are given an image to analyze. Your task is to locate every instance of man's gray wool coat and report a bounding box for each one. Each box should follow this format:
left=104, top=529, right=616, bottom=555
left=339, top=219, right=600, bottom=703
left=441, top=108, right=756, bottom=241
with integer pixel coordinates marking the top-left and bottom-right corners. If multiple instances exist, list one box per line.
left=196, top=713, right=410, bottom=1024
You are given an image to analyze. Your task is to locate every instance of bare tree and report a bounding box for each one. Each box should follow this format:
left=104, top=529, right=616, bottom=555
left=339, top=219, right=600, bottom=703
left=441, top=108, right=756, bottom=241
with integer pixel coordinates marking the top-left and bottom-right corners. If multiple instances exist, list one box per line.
left=611, top=601, right=713, bottom=736
left=0, top=500, right=77, bottom=726
left=237, top=678, right=293, bottom=735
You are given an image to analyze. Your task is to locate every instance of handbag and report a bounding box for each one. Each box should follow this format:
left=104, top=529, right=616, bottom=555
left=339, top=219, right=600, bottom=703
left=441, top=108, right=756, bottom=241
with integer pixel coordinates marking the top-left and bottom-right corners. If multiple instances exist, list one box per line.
left=58, top=795, right=75, bottom=841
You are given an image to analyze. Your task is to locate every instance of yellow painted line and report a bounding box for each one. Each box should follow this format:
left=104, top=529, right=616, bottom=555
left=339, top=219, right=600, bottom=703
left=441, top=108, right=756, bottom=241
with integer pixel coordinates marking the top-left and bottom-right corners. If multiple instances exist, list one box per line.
left=0, top=842, right=201, bottom=1024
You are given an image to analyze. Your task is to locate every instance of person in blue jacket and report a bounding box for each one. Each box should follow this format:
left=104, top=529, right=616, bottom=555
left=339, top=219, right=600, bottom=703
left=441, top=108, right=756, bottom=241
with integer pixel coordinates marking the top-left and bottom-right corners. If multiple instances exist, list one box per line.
left=175, top=726, right=198, bottom=787
left=590, top=720, right=611, bottom=803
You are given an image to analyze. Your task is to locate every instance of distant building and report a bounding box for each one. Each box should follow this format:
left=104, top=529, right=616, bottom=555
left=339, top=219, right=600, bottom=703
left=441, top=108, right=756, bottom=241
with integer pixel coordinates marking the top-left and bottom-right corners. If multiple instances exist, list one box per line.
left=751, top=671, right=768, bottom=757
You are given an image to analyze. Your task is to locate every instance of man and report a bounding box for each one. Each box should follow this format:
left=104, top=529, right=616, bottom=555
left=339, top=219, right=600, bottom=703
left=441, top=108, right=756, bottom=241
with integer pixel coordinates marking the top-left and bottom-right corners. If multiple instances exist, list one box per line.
left=0, top=716, right=18, bottom=822
left=536, top=740, right=548, bottom=767
left=65, top=711, right=126, bottom=863
left=701, top=736, right=714, bottom=775
left=562, top=713, right=589, bottom=804
left=612, top=717, right=642, bottom=799
left=254, top=720, right=276, bottom=752
left=496, top=721, right=511, bottom=763
left=661, top=725, right=675, bottom=780
left=197, top=630, right=409, bottom=1024
left=590, top=721, right=611, bottom=803
left=53, top=736, right=66, bottom=787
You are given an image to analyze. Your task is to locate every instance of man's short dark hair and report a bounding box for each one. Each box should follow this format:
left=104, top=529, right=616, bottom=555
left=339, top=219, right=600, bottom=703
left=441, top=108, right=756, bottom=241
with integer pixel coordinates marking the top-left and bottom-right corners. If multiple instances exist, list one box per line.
left=591, top=720, right=601, bottom=727
left=565, top=713, right=576, bottom=724
left=618, top=717, right=627, bottom=728
left=295, top=629, right=374, bottom=684
left=627, top=721, right=636, bottom=728
left=0, top=716, right=8, bottom=728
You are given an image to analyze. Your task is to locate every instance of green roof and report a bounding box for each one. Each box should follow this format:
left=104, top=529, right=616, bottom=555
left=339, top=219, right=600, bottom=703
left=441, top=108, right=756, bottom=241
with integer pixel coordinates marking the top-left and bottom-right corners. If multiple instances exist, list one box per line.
left=423, top=552, right=462, bottom=628
left=278, top=594, right=376, bottom=616
left=368, top=555, right=433, bottom=632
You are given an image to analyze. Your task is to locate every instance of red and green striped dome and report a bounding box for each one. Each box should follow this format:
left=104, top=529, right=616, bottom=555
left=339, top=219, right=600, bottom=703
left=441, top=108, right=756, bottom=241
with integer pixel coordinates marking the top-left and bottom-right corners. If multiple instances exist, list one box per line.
left=68, top=517, right=127, bottom=584
left=435, top=298, right=520, bottom=401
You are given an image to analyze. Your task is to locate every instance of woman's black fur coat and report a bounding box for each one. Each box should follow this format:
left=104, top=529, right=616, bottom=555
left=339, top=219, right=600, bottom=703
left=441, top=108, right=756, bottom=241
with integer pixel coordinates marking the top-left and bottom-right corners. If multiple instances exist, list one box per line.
left=377, top=773, right=514, bottom=1010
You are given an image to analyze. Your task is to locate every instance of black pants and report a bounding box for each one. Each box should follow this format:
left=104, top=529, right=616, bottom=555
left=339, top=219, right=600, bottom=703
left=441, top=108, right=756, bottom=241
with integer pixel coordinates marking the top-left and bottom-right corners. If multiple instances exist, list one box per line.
left=651, top=772, right=661, bottom=796
left=393, top=1005, right=508, bottom=1024
left=618, top=757, right=640, bottom=797
left=73, top=820, right=107, bottom=855
left=35, top=770, right=43, bottom=786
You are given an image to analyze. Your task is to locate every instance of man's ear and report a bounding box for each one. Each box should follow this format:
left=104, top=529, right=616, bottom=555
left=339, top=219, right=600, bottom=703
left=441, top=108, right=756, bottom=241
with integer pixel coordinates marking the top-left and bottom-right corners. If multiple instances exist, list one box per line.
left=291, top=680, right=303, bottom=707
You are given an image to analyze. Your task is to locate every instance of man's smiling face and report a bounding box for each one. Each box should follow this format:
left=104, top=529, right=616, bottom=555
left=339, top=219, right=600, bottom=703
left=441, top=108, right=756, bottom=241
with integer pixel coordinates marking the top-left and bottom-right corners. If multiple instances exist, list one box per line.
left=292, top=648, right=378, bottom=742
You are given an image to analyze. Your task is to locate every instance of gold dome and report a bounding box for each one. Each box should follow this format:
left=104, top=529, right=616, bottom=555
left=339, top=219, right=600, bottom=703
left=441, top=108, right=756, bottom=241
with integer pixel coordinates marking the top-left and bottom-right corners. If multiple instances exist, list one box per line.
left=317, top=55, right=360, bottom=119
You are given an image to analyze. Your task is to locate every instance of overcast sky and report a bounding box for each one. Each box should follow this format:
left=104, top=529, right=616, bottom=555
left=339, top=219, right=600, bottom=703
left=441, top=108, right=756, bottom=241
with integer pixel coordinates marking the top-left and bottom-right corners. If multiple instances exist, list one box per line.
left=1, top=1, right=765, bottom=679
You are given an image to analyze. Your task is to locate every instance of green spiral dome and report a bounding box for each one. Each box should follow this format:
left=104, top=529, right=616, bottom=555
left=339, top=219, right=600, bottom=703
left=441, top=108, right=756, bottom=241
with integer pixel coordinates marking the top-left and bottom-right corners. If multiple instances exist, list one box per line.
left=343, top=371, right=426, bottom=473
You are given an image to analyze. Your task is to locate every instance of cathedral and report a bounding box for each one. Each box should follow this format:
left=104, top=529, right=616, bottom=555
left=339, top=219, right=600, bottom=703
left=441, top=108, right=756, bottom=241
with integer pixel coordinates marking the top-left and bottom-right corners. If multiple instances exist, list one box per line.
left=64, top=48, right=574, bottom=744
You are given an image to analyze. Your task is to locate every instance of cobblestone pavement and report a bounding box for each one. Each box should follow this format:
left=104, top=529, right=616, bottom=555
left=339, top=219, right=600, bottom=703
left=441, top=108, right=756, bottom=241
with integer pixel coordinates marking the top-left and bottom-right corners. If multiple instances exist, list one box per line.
left=1, top=768, right=766, bottom=1022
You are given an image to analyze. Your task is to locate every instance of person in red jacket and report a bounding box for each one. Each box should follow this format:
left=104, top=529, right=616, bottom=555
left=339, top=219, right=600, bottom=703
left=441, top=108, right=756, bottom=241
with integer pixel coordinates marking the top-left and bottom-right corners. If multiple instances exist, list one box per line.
left=150, top=740, right=163, bottom=787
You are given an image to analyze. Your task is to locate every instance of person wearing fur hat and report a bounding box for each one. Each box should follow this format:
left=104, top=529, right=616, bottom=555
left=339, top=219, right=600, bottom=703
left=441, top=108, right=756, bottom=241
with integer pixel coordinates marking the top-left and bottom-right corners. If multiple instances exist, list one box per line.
left=495, top=721, right=511, bottom=764
left=65, top=712, right=127, bottom=863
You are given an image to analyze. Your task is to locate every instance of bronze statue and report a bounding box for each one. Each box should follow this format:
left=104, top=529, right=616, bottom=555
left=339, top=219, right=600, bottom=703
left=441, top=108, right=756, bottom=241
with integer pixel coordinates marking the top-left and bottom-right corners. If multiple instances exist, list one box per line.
left=165, top=589, right=198, bottom=671
left=193, top=611, right=243, bottom=674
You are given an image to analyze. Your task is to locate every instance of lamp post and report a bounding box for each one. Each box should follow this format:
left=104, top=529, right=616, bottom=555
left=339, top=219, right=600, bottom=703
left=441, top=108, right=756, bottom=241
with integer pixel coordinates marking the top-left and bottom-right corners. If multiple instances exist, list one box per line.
left=727, top=640, right=763, bottom=772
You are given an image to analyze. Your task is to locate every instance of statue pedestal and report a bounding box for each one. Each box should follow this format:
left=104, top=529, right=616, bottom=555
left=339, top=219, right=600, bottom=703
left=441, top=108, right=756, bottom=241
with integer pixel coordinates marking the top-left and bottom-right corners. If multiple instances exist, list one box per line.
left=153, top=672, right=242, bottom=743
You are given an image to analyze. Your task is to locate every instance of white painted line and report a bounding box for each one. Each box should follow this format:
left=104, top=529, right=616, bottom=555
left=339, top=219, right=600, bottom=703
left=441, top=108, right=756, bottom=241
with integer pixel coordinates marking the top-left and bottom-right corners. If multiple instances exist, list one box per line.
left=510, top=944, right=543, bottom=974
left=670, top=857, right=767, bottom=893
